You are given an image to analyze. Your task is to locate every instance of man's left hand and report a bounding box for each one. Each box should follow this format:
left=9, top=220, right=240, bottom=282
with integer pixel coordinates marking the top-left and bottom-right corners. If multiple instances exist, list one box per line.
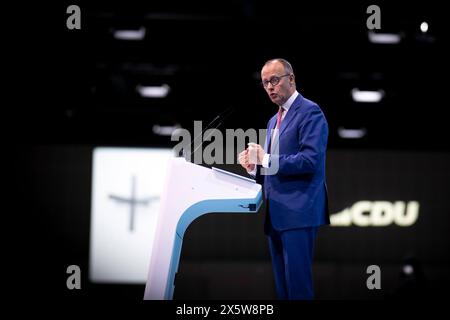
left=247, top=143, right=266, bottom=165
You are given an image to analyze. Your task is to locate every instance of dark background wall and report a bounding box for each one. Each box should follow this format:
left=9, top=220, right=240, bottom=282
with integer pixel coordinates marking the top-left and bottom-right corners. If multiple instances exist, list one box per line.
left=17, top=146, right=450, bottom=300
left=11, top=0, right=448, bottom=301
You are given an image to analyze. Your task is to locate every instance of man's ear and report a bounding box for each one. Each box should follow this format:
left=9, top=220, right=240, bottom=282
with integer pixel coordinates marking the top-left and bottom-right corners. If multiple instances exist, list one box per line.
left=290, top=74, right=295, bottom=86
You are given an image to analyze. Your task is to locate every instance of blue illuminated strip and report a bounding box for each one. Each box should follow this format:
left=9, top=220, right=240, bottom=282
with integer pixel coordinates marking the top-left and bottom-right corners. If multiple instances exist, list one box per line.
left=164, top=192, right=263, bottom=299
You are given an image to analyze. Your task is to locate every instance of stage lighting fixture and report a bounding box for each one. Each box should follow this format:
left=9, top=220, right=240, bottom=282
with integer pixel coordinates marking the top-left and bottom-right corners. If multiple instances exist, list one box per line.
left=351, top=88, right=384, bottom=103
left=137, top=84, right=171, bottom=98
left=114, top=27, right=146, bottom=40
left=337, top=127, right=367, bottom=139
left=368, top=31, right=401, bottom=44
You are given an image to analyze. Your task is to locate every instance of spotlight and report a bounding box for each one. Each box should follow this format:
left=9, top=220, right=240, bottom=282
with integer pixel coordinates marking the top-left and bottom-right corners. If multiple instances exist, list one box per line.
left=113, top=27, right=146, bottom=40
left=337, top=127, right=367, bottom=139
left=420, top=22, right=428, bottom=33
left=137, top=85, right=171, bottom=98
left=351, top=88, right=384, bottom=103
left=368, top=31, right=401, bottom=44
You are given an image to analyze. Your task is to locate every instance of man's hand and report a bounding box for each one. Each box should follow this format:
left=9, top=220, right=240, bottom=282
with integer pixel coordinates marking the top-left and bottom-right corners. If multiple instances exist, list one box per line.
left=248, top=143, right=266, bottom=165
left=238, top=149, right=255, bottom=172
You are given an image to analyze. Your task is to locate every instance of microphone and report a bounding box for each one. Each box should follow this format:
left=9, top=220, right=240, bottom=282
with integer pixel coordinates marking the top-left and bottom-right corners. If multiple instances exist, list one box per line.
left=187, top=106, right=235, bottom=163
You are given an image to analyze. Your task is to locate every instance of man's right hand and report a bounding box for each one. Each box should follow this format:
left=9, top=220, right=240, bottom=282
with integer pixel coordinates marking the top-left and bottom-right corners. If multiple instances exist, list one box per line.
left=238, top=149, right=255, bottom=172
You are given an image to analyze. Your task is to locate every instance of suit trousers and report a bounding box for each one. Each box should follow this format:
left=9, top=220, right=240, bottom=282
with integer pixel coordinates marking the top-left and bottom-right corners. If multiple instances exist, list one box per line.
left=267, top=221, right=318, bottom=300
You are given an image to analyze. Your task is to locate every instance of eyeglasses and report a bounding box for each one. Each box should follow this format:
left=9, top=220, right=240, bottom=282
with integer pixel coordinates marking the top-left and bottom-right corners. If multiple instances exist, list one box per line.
left=261, top=74, right=290, bottom=88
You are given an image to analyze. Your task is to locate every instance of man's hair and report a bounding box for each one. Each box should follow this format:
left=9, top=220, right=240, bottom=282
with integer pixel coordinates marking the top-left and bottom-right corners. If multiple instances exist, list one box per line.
left=263, top=58, right=294, bottom=75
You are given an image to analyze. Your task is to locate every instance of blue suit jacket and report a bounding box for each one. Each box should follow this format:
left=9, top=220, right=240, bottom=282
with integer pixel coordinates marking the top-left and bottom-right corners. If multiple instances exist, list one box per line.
left=257, top=93, right=330, bottom=232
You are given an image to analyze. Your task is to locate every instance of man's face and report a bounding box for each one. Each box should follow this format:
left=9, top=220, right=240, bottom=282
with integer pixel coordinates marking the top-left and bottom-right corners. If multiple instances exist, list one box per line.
left=261, top=61, right=294, bottom=106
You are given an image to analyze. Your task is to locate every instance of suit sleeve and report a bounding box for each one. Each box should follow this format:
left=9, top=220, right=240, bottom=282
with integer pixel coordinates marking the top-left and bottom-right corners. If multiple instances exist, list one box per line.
left=255, top=165, right=264, bottom=185
left=270, top=106, right=328, bottom=176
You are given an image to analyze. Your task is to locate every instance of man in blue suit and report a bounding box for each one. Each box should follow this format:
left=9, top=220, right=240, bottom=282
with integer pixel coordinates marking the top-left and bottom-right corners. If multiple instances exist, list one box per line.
left=238, top=58, right=329, bottom=300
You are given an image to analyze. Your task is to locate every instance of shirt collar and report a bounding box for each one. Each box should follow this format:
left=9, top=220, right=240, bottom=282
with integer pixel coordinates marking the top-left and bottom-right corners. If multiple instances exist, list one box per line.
left=281, top=90, right=299, bottom=112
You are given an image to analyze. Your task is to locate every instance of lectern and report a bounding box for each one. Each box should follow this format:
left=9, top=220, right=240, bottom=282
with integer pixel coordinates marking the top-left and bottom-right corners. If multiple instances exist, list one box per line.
left=144, top=157, right=262, bottom=299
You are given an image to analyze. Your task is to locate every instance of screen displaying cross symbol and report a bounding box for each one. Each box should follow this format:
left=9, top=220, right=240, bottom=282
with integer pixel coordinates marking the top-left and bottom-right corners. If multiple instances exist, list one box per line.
left=108, top=175, right=159, bottom=232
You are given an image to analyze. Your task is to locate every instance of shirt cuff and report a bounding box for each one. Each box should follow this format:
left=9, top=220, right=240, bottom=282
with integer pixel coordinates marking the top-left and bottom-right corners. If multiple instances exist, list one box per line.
left=262, top=154, right=270, bottom=168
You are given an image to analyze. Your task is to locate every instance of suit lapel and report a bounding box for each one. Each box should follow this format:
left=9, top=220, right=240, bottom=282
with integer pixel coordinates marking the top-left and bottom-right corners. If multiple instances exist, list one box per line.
left=265, top=117, right=277, bottom=152
left=280, top=93, right=303, bottom=136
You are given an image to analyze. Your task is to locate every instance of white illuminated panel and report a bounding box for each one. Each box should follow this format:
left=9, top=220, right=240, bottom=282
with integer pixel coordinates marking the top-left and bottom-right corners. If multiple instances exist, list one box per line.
left=89, top=147, right=174, bottom=283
